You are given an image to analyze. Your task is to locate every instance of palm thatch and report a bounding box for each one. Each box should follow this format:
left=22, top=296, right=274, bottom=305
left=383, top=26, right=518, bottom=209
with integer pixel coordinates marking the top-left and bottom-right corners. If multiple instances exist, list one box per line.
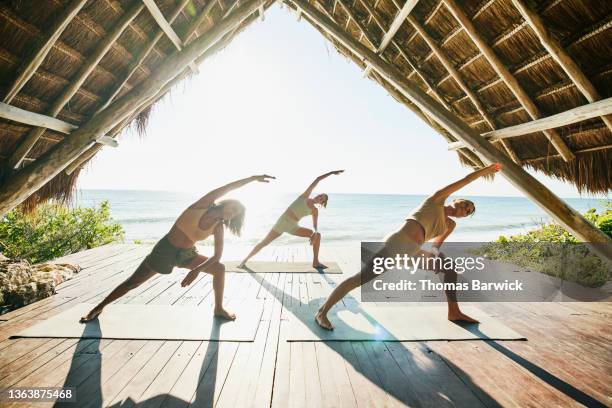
left=0, top=0, right=610, bottom=212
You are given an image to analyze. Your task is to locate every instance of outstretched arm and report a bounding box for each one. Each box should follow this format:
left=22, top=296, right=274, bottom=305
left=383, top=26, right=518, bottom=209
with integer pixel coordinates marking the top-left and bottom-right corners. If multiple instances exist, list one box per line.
left=191, top=174, right=275, bottom=208
left=431, top=164, right=501, bottom=202
left=301, top=170, right=344, bottom=197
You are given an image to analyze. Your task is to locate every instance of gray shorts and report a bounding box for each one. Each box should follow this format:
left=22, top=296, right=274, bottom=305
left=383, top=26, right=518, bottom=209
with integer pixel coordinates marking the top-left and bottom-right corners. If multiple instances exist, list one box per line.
left=144, top=235, right=199, bottom=274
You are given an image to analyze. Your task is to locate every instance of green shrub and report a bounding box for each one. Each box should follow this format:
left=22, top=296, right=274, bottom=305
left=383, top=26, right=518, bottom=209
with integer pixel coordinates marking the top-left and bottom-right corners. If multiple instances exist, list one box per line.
left=474, top=202, right=611, bottom=288
left=0, top=201, right=124, bottom=263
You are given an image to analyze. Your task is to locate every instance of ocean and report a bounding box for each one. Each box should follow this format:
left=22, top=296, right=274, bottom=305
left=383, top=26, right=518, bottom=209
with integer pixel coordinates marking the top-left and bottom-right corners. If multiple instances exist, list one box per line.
left=73, top=190, right=608, bottom=246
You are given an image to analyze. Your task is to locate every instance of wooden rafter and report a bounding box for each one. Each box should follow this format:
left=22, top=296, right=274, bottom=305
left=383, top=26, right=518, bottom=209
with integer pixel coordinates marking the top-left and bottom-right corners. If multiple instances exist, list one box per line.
left=443, top=0, right=574, bottom=162
left=8, top=1, right=145, bottom=170
left=355, top=0, right=450, bottom=111
left=2, top=0, right=88, bottom=104
left=524, top=144, right=611, bottom=163
left=304, top=1, right=484, bottom=168
left=0, top=0, right=263, bottom=217
left=0, top=102, right=118, bottom=146
left=448, top=97, right=612, bottom=150
left=511, top=0, right=612, bottom=133
left=292, top=0, right=612, bottom=256
left=95, top=0, right=192, bottom=114
left=141, top=0, right=198, bottom=73
left=406, top=15, right=522, bottom=163
left=363, top=0, right=419, bottom=76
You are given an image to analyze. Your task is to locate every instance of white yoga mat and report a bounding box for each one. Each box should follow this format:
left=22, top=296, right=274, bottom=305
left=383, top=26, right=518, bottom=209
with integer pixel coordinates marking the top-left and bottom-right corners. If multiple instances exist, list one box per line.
left=287, top=305, right=525, bottom=341
left=224, top=261, right=342, bottom=273
left=14, top=302, right=264, bottom=341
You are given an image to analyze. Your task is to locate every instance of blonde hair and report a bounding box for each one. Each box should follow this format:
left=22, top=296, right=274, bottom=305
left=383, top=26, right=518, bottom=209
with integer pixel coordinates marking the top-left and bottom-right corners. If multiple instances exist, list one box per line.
left=215, top=199, right=246, bottom=236
left=453, top=198, right=475, bottom=216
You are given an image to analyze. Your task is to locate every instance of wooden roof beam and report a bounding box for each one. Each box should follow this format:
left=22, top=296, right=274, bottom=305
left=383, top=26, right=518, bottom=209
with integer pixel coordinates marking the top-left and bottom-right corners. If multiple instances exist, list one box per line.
left=525, top=144, right=611, bottom=163
left=8, top=1, right=145, bottom=170
left=448, top=97, right=612, bottom=150
left=95, top=0, right=192, bottom=114
left=352, top=0, right=451, bottom=111
left=511, top=0, right=612, bottom=133
left=142, top=0, right=198, bottom=73
left=444, top=0, right=574, bottom=162
left=406, top=15, right=522, bottom=163
left=306, top=0, right=483, bottom=168
left=291, top=0, right=612, bottom=257
left=0, top=102, right=118, bottom=146
left=2, top=0, right=88, bottom=104
left=0, top=0, right=263, bottom=217
left=363, top=0, right=419, bottom=76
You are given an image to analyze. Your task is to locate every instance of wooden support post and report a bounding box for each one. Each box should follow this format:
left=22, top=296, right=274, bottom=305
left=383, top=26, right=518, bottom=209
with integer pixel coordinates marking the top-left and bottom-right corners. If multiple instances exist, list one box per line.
left=8, top=1, right=145, bottom=170
left=443, top=0, right=574, bottom=162
left=448, top=97, right=612, bottom=150
left=293, top=0, right=612, bottom=259
left=2, top=0, right=88, bottom=104
left=0, top=0, right=263, bottom=217
left=406, top=15, right=523, bottom=164
left=511, top=0, right=612, bottom=133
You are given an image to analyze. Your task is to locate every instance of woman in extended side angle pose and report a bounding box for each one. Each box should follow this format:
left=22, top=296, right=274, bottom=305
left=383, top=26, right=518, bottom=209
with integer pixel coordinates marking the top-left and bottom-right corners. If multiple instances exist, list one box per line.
left=238, top=170, right=344, bottom=270
left=80, top=174, right=275, bottom=323
left=315, top=164, right=502, bottom=330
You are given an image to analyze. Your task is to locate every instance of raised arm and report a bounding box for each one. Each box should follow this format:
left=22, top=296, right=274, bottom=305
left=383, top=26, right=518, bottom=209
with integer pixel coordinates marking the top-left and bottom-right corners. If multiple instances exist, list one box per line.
left=301, top=170, right=344, bottom=197
left=431, top=164, right=501, bottom=202
left=191, top=174, right=275, bottom=208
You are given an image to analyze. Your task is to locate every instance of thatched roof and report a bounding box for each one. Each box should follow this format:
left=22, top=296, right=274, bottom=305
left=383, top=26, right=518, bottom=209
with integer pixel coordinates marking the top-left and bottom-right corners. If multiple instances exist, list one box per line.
left=0, top=0, right=610, bottom=210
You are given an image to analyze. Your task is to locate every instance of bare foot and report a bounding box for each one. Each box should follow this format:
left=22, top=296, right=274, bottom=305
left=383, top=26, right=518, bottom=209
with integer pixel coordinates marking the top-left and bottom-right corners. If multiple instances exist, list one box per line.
left=80, top=307, right=103, bottom=323
left=181, top=270, right=199, bottom=287
left=448, top=310, right=479, bottom=323
left=313, top=263, right=328, bottom=270
left=214, top=308, right=236, bottom=320
left=315, top=311, right=333, bottom=330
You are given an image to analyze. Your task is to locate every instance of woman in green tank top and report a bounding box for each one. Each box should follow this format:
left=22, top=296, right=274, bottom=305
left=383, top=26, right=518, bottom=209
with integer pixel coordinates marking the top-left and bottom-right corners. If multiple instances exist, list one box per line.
left=239, top=170, right=344, bottom=269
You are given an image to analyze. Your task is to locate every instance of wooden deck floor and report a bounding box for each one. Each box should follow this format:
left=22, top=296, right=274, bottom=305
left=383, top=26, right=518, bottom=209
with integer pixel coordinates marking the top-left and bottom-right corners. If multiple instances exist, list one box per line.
left=0, top=243, right=610, bottom=407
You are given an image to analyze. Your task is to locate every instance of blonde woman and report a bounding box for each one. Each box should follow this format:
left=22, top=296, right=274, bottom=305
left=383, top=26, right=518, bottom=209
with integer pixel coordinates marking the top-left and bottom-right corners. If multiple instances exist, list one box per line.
left=315, top=164, right=502, bottom=330
left=80, top=174, right=274, bottom=323
left=239, top=170, right=344, bottom=269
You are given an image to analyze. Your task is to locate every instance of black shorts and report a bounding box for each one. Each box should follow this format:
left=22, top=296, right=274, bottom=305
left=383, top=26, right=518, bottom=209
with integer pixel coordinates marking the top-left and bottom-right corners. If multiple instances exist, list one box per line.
left=144, top=235, right=199, bottom=274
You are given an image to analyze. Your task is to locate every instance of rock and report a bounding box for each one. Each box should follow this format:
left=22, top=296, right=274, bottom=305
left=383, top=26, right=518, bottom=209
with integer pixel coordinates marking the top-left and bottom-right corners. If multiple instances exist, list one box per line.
left=0, top=259, right=81, bottom=311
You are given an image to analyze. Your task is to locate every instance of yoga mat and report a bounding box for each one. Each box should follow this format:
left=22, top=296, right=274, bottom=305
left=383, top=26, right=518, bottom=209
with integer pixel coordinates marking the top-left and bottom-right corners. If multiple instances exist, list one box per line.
left=13, top=301, right=264, bottom=341
left=224, top=261, right=342, bottom=274
left=287, top=305, right=525, bottom=341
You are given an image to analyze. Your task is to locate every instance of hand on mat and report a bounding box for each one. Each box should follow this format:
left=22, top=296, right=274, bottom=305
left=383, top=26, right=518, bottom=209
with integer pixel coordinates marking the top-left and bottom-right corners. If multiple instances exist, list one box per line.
left=252, top=174, right=275, bottom=183
left=181, top=269, right=200, bottom=287
left=315, top=311, right=333, bottom=330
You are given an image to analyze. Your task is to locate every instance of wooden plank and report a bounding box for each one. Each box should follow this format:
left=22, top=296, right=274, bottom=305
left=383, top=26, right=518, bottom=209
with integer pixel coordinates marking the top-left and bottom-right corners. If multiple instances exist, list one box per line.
left=2, top=0, right=88, bottom=104
left=443, top=0, right=574, bottom=161
left=448, top=97, right=612, bottom=150
left=141, top=0, right=198, bottom=73
left=0, top=102, right=77, bottom=134
left=511, top=0, right=612, bottom=132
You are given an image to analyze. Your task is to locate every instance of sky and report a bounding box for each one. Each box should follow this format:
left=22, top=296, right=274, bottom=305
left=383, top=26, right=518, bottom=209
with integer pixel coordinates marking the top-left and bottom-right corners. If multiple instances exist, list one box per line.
left=77, top=4, right=608, bottom=199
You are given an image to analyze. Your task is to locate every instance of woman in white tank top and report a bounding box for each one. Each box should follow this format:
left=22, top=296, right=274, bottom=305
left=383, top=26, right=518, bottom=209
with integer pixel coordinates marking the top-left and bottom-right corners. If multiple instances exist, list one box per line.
left=315, top=164, right=502, bottom=330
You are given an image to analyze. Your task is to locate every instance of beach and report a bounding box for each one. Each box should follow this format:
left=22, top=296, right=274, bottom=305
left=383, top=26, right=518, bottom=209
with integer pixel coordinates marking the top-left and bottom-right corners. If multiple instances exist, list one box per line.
left=73, top=189, right=608, bottom=245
